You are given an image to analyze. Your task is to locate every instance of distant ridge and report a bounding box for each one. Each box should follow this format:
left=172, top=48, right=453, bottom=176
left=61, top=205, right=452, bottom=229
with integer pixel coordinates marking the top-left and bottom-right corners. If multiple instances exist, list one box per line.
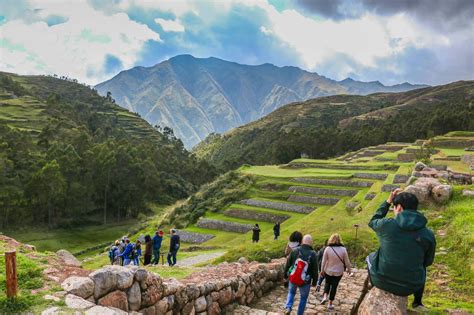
left=96, top=55, right=428, bottom=148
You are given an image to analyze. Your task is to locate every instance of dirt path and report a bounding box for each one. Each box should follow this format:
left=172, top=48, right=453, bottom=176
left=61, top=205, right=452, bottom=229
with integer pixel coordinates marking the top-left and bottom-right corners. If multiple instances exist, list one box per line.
left=175, top=251, right=226, bottom=267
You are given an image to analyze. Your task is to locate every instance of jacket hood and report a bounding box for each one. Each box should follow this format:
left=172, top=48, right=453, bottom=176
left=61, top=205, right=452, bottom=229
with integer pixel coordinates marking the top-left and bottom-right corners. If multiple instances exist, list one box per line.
left=395, top=210, right=427, bottom=231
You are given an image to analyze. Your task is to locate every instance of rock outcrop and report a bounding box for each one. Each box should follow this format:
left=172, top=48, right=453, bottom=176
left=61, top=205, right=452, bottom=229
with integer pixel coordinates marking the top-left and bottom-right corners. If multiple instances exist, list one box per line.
left=62, top=259, right=286, bottom=314
left=56, top=249, right=82, bottom=267
left=358, top=287, right=407, bottom=315
left=405, top=177, right=453, bottom=204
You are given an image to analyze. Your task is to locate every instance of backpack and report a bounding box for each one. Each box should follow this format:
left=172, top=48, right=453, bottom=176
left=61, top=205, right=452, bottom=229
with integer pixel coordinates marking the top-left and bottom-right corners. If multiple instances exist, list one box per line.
left=288, top=250, right=314, bottom=286
left=108, top=246, right=117, bottom=261
left=130, top=245, right=137, bottom=259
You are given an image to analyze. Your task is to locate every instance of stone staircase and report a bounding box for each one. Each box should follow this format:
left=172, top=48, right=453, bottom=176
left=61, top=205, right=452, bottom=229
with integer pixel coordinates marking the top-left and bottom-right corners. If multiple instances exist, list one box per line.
left=233, top=269, right=368, bottom=314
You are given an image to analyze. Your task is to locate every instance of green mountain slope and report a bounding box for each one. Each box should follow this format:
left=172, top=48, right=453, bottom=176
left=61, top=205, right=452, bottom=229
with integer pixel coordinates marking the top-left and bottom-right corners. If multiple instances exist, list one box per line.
left=0, top=72, right=216, bottom=228
left=195, top=81, right=474, bottom=171
left=95, top=55, right=427, bottom=148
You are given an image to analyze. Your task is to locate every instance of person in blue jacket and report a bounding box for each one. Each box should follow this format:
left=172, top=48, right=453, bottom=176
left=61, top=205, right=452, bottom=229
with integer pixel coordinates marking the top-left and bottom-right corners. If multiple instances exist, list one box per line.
left=152, top=230, right=164, bottom=265
left=118, top=238, right=134, bottom=266
left=167, top=229, right=180, bottom=266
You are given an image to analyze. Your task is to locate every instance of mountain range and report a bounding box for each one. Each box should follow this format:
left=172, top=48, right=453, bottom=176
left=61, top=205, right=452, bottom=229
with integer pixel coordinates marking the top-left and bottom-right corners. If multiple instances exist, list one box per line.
left=194, top=81, right=474, bottom=170
left=95, top=55, right=427, bottom=148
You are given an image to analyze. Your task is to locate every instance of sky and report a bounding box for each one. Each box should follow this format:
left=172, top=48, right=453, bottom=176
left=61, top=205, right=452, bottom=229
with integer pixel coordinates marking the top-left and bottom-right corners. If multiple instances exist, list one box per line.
left=0, top=0, right=473, bottom=86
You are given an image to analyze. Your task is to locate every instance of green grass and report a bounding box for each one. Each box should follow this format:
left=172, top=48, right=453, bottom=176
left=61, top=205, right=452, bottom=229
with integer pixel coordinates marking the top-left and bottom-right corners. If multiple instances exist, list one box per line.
left=7, top=221, right=134, bottom=255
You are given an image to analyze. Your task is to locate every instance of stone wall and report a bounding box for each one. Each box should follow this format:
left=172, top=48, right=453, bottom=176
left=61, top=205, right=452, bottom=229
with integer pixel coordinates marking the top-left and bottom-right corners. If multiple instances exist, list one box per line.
left=288, top=186, right=357, bottom=196
left=461, top=154, right=474, bottom=167
left=239, top=199, right=314, bottom=214
left=287, top=194, right=340, bottom=205
left=393, top=174, right=410, bottom=184
left=177, top=231, right=215, bottom=244
left=224, top=209, right=290, bottom=223
left=293, top=178, right=373, bottom=188
left=397, top=153, right=415, bottom=162
left=353, top=173, right=388, bottom=180
left=197, top=218, right=253, bottom=233
left=381, top=184, right=401, bottom=192
left=61, top=259, right=286, bottom=315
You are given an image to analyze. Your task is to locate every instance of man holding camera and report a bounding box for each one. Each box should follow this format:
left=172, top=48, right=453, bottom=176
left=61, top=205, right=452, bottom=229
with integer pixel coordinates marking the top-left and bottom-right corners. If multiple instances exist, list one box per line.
left=367, top=189, right=436, bottom=309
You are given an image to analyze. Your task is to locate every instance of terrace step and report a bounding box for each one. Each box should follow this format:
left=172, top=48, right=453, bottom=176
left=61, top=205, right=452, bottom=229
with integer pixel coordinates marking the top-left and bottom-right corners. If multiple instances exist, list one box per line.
left=287, top=163, right=398, bottom=171
left=381, top=184, right=401, bottom=192
left=224, top=208, right=290, bottom=223
left=393, top=174, right=410, bottom=184
left=196, top=218, right=253, bottom=233
left=239, top=199, right=315, bottom=214
left=353, top=173, right=388, bottom=180
left=292, top=178, right=373, bottom=188
left=288, top=186, right=357, bottom=197
left=177, top=230, right=215, bottom=244
left=288, top=195, right=340, bottom=205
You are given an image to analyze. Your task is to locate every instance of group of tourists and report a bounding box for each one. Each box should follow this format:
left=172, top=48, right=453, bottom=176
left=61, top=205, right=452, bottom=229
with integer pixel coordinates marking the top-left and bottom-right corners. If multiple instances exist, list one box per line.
left=109, top=228, right=181, bottom=267
left=282, top=189, right=436, bottom=314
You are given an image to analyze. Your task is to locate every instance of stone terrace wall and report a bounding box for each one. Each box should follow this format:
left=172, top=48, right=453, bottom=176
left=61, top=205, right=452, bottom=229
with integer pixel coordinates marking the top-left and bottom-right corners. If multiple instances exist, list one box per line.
left=293, top=178, right=373, bottom=188
left=224, top=209, right=290, bottom=223
left=288, top=195, right=340, bottom=205
left=353, top=173, right=388, bottom=180
left=197, top=218, right=253, bottom=233
left=177, top=231, right=215, bottom=244
left=61, top=259, right=286, bottom=315
left=239, top=199, right=314, bottom=214
left=288, top=186, right=357, bottom=196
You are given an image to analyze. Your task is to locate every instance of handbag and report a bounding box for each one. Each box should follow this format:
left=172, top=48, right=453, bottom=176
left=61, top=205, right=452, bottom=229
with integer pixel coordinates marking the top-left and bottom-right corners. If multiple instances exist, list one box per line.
left=330, top=246, right=347, bottom=271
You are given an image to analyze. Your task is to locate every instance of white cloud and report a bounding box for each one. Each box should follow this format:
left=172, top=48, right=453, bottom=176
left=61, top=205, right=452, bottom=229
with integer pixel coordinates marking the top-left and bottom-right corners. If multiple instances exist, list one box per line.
left=154, top=18, right=185, bottom=32
left=0, top=0, right=161, bottom=84
left=244, top=1, right=449, bottom=76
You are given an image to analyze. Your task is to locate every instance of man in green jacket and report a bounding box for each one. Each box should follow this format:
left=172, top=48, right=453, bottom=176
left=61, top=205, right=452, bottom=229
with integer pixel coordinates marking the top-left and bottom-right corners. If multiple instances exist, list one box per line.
left=367, top=189, right=436, bottom=308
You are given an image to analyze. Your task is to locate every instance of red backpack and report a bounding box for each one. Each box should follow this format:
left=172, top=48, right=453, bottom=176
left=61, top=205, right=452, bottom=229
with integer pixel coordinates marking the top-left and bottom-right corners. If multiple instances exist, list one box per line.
left=288, top=250, right=314, bottom=286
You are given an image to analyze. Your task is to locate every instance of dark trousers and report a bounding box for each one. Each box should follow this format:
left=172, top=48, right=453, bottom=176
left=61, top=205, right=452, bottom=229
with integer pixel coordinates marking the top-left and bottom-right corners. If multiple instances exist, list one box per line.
left=167, top=250, right=178, bottom=266
left=144, top=254, right=152, bottom=265
left=324, top=275, right=342, bottom=301
left=413, top=283, right=424, bottom=305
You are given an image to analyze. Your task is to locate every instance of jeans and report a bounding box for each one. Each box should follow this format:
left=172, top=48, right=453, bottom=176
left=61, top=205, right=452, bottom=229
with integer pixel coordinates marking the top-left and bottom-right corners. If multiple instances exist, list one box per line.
left=324, top=275, right=342, bottom=301
left=167, top=250, right=178, bottom=266
left=123, top=258, right=132, bottom=266
left=285, top=282, right=311, bottom=315
left=152, top=248, right=160, bottom=264
left=133, top=256, right=140, bottom=266
left=317, top=274, right=325, bottom=286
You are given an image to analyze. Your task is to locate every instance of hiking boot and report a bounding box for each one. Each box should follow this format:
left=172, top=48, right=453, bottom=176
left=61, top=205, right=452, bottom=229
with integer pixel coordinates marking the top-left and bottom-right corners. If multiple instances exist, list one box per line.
left=316, top=285, right=321, bottom=292
left=412, top=302, right=428, bottom=311
left=284, top=308, right=291, bottom=315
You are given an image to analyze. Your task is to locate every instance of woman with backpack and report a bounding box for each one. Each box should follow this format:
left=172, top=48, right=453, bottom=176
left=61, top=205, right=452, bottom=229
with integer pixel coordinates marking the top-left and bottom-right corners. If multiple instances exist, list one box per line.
left=133, top=240, right=142, bottom=266
left=109, top=240, right=120, bottom=265
left=320, top=233, right=352, bottom=310
left=284, top=231, right=303, bottom=256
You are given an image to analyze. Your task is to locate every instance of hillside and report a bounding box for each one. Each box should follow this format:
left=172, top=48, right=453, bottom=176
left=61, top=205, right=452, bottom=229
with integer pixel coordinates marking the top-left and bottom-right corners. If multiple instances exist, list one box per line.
left=0, top=72, right=216, bottom=229
left=195, top=81, right=474, bottom=171
left=82, top=131, right=474, bottom=314
left=95, top=55, right=426, bottom=148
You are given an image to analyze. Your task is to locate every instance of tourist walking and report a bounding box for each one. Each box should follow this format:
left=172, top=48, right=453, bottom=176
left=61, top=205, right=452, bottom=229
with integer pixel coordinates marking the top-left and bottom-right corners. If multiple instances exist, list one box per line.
left=284, top=234, right=318, bottom=315
left=133, top=240, right=142, bottom=266
left=320, top=233, right=352, bottom=311
left=144, top=235, right=152, bottom=265
left=167, top=229, right=180, bottom=266
left=118, top=238, right=125, bottom=266
left=252, top=224, right=261, bottom=243
left=284, top=231, right=303, bottom=256
left=152, top=230, right=164, bottom=265
left=367, top=189, right=435, bottom=309
left=108, top=240, right=120, bottom=265
left=273, top=222, right=280, bottom=240
left=316, top=239, right=328, bottom=292
left=118, top=238, right=134, bottom=266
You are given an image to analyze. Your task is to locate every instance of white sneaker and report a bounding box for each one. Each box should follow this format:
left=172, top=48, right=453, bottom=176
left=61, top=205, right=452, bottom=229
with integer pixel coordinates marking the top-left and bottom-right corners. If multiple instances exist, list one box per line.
left=320, top=298, right=327, bottom=305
